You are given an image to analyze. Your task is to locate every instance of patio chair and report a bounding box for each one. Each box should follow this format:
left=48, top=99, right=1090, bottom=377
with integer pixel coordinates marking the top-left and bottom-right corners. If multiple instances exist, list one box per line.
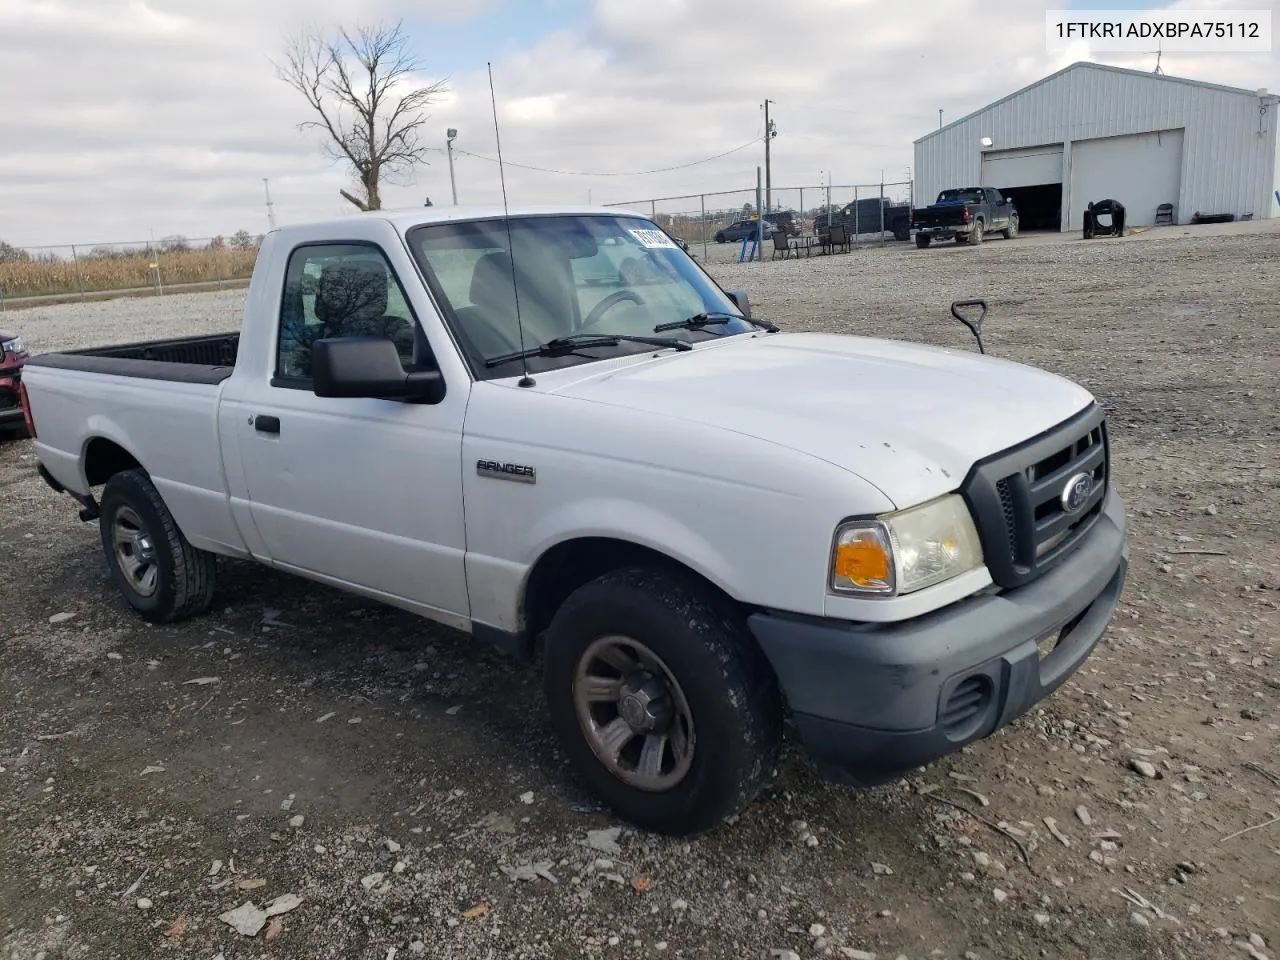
left=770, top=230, right=794, bottom=260
left=828, top=223, right=849, bottom=254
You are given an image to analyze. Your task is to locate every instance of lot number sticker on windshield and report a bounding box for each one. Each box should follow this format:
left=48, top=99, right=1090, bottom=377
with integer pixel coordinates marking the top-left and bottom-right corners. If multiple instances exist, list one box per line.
left=629, top=228, right=678, bottom=249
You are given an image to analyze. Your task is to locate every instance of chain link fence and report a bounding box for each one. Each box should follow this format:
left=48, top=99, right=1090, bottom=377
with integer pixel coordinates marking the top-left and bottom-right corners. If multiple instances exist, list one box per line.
left=1, top=182, right=918, bottom=306
left=605, top=181, right=915, bottom=262
left=0, top=233, right=264, bottom=309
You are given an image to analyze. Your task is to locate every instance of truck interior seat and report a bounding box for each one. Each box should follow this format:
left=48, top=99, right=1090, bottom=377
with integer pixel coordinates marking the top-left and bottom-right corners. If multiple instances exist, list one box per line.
left=458, top=248, right=574, bottom=356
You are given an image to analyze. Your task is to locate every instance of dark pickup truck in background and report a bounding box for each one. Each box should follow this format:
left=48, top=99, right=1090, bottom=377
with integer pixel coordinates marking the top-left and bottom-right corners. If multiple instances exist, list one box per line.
left=814, top=197, right=912, bottom=243
left=912, top=187, right=1019, bottom=247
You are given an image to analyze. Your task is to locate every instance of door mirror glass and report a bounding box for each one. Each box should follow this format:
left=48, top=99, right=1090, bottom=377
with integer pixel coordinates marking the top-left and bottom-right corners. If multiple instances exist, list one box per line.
left=312, top=336, right=445, bottom=403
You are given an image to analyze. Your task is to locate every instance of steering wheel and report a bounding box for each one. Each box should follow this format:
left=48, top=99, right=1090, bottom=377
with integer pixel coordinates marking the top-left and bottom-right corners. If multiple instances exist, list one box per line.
left=579, top=289, right=645, bottom=331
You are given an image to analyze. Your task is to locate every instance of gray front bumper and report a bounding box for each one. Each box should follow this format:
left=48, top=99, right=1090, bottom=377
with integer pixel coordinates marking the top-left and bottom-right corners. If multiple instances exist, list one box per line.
left=747, top=489, right=1128, bottom=785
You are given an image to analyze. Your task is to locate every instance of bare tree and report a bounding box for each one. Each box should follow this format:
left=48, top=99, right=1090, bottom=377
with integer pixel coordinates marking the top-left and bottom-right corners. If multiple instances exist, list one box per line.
left=276, top=21, right=449, bottom=212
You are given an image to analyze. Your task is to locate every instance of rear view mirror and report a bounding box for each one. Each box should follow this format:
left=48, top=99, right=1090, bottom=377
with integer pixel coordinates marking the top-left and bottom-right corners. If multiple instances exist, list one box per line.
left=724, top=289, right=752, bottom=318
left=312, top=336, right=446, bottom=403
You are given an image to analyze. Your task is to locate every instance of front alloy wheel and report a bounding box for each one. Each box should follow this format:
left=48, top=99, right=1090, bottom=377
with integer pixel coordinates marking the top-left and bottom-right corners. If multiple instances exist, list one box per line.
left=573, top=635, right=695, bottom=791
left=543, top=566, right=782, bottom=835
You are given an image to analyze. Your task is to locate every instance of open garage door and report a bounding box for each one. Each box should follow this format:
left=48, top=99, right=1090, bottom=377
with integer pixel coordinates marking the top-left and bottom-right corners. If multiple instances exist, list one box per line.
left=1068, top=129, right=1184, bottom=230
left=981, top=145, right=1064, bottom=231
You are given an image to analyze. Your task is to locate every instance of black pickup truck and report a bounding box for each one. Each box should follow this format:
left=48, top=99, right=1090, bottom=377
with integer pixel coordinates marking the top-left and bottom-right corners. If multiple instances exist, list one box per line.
left=912, top=187, right=1019, bottom=247
left=814, top=197, right=911, bottom=243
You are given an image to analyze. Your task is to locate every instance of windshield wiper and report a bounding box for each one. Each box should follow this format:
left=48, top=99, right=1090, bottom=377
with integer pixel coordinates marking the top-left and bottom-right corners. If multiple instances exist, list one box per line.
left=653, top=311, right=780, bottom=334
left=485, top=332, right=692, bottom=368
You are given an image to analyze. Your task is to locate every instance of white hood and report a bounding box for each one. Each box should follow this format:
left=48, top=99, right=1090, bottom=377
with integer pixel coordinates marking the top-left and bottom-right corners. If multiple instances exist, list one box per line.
left=541, top=332, right=1096, bottom=508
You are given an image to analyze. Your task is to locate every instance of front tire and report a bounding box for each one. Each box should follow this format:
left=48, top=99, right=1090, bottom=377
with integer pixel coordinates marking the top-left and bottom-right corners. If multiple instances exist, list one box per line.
left=1003, top=214, right=1019, bottom=239
left=542, top=566, right=783, bottom=835
left=99, top=468, right=217, bottom=623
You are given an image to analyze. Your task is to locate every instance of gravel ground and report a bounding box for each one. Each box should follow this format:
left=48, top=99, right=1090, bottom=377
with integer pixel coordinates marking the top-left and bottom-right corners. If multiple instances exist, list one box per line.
left=2, top=221, right=1279, bottom=960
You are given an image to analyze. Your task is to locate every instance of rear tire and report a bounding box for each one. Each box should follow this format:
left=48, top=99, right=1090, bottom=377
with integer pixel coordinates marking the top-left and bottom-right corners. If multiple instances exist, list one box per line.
left=99, top=468, right=217, bottom=624
left=970, top=219, right=985, bottom=244
left=1003, top=214, right=1019, bottom=239
left=542, top=565, right=783, bottom=835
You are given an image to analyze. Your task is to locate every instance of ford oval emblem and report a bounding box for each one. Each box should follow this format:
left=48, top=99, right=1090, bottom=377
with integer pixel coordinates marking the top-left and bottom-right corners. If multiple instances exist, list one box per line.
left=1061, top=472, right=1094, bottom=514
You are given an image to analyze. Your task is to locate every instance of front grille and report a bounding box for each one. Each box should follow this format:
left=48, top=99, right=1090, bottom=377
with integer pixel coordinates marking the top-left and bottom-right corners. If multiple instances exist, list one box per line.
left=961, top=404, right=1109, bottom=590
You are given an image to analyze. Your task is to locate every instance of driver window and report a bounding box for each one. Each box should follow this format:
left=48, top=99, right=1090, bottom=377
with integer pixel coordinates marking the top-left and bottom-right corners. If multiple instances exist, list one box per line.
left=277, top=243, right=418, bottom=380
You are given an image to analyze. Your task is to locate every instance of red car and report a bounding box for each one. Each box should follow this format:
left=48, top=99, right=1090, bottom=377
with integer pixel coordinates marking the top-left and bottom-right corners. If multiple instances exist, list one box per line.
left=0, top=327, right=31, bottom=441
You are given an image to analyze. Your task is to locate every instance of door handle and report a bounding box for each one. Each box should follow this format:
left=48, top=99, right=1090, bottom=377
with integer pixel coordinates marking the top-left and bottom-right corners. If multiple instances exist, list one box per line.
left=254, top=414, right=280, bottom=435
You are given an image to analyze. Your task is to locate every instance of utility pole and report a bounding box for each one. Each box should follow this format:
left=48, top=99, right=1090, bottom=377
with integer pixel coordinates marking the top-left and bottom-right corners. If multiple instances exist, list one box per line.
left=262, top=178, right=276, bottom=230
left=938, top=108, right=943, bottom=129
left=446, top=128, right=459, bottom=204
left=763, top=99, right=775, bottom=213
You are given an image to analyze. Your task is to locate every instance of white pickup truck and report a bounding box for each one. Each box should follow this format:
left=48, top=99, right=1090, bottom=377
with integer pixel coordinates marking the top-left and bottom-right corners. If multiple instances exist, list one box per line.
left=23, top=204, right=1128, bottom=835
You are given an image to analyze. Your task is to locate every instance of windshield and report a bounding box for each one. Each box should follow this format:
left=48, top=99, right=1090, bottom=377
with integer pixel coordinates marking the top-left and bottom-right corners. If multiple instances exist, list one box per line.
left=405, top=214, right=754, bottom=378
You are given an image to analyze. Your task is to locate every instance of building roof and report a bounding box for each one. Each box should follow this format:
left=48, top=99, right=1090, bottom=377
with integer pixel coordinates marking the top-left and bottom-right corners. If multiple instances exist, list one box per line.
left=915, top=61, right=1272, bottom=144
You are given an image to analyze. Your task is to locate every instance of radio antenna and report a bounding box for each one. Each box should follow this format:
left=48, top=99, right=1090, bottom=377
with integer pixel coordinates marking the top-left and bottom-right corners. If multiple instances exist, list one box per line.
left=488, top=61, right=534, bottom=388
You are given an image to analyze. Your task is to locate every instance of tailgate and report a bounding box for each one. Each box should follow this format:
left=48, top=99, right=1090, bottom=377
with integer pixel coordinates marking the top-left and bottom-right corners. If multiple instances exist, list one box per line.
left=921, top=204, right=967, bottom=227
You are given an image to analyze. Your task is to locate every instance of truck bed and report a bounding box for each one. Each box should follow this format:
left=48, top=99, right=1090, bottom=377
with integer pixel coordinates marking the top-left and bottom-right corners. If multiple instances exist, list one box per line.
left=24, top=332, right=240, bottom=384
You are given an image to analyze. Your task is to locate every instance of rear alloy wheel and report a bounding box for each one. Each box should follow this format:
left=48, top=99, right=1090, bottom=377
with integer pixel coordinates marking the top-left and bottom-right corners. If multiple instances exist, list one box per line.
left=99, top=468, right=217, bottom=623
left=971, top=218, right=985, bottom=244
left=1003, top=214, right=1019, bottom=239
left=543, top=566, right=782, bottom=835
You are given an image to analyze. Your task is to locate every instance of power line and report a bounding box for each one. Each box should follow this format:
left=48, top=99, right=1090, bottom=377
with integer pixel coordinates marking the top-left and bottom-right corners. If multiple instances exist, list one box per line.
left=447, top=136, right=762, bottom=177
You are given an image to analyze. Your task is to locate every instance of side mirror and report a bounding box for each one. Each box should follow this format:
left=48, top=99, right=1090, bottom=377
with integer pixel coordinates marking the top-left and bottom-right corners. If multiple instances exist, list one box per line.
left=724, top=288, right=752, bottom=318
left=312, top=336, right=446, bottom=403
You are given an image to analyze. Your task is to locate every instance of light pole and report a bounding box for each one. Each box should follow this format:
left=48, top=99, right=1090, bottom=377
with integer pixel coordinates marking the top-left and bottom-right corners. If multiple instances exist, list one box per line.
left=446, top=128, right=458, bottom=205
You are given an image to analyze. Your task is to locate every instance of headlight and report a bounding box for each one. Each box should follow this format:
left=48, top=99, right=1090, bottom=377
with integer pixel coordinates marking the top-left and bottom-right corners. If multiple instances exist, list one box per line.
left=2, top=337, right=25, bottom=356
left=829, top=494, right=984, bottom=597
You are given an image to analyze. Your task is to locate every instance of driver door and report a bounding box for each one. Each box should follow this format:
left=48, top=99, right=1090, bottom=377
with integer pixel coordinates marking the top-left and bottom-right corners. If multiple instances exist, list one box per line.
left=225, top=236, right=471, bottom=621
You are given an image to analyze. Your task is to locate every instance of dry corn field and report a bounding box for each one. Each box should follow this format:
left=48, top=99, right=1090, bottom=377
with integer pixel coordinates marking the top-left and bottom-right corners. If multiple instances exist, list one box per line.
left=0, top=245, right=259, bottom=299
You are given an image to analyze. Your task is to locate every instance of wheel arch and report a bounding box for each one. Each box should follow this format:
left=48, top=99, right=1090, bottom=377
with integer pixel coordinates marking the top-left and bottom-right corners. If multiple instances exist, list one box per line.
left=82, top=435, right=144, bottom=487
left=518, top=535, right=749, bottom=659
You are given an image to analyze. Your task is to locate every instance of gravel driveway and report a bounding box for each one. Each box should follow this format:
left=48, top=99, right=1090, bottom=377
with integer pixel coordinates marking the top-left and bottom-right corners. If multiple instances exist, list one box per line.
left=2, top=221, right=1278, bottom=960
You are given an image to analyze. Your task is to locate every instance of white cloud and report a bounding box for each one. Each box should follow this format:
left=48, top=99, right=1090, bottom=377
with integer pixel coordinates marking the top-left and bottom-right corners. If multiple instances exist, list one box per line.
left=0, top=0, right=1274, bottom=247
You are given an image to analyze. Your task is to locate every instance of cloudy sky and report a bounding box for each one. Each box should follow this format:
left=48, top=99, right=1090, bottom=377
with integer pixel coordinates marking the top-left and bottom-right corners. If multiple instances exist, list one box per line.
left=1, top=0, right=1275, bottom=248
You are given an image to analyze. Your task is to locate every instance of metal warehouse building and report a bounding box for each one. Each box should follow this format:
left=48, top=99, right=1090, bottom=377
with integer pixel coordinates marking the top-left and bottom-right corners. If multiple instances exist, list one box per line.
left=914, top=62, right=1280, bottom=232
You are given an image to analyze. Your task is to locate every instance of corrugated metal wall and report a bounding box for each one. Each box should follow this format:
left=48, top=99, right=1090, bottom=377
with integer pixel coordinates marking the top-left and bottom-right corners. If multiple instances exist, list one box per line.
left=914, top=64, right=1280, bottom=227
